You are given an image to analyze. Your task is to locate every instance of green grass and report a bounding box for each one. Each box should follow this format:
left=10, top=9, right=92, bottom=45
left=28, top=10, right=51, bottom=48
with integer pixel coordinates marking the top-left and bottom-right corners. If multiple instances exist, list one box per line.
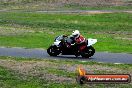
left=1, top=12, right=131, bottom=31
left=0, top=32, right=54, bottom=48
left=0, top=12, right=132, bottom=53
left=0, top=66, right=42, bottom=88
left=0, top=12, right=132, bottom=31
left=0, top=56, right=132, bottom=88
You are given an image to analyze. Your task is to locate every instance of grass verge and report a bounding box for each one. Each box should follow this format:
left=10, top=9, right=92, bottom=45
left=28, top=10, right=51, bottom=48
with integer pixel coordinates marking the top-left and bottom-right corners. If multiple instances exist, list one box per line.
left=0, top=56, right=132, bottom=88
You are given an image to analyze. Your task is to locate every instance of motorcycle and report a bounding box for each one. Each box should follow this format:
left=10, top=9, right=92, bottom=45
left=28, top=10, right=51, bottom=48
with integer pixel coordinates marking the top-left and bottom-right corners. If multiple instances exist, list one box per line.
left=47, top=35, right=97, bottom=58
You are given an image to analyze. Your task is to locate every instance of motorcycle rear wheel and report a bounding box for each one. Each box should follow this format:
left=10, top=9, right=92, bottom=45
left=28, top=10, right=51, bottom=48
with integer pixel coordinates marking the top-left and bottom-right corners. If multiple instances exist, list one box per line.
left=81, top=46, right=95, bottom=58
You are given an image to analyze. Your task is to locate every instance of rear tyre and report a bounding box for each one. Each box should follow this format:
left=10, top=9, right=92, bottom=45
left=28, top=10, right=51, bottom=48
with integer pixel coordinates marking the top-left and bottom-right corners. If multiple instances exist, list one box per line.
left=47, top=45, right=60, bottom=56
left=81, top=46, right=95, bottom=58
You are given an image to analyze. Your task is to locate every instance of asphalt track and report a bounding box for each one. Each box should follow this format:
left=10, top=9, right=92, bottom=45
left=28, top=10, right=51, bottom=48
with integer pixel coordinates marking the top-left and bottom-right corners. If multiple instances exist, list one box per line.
left=0, top=47, right=132, bottom=64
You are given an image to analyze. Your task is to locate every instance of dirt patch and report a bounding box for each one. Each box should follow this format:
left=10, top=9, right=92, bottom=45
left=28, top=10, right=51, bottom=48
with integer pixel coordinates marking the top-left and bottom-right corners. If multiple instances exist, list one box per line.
left=115, top=37, right=132, bottom=40
left=0, top=59, right=131, bottom=84
left=0, top=59, right=73, bottom=83
left=0, top=0, right=124, bottom=6
left=0, top=59, right=131, bottom=74
left=0, top=59, right=59, bottom=74
left=80, top=11, right=113, bottom=14
left=0, top=26, right=35, bottom=36
left=92, top=31, right=132, bottom=35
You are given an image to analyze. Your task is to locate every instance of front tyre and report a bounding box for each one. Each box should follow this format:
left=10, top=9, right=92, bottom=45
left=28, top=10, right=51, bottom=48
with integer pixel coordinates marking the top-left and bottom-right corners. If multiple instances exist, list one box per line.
left=81, top=46, right=95, bottom=58
left=47, top=45, right=60, bottom=56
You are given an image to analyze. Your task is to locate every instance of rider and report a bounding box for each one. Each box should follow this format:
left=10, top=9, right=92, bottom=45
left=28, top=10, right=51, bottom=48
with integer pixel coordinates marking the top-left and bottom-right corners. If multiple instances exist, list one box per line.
left=62, top=30, right=86, bottom=49
left=71, top=30, right=87, bottom=55
left=72, top=30, right=86, bottom=45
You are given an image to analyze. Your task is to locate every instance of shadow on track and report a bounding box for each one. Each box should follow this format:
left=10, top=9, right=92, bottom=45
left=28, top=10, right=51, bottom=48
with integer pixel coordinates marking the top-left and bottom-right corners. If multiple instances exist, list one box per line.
left=48, top=55, right=94, bottom=60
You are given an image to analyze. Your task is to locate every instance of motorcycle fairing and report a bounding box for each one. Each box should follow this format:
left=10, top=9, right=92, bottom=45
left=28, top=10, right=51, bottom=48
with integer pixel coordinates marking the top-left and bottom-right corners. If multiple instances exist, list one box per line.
left=87, top=39, right=97, bottom=46
left=61, top=45, right=75, bottom=55
left=53, top=40, right=61, bottom=46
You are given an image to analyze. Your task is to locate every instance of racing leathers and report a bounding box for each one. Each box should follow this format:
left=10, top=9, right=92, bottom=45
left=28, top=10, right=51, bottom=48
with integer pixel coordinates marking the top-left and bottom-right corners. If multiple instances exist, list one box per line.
left=73, top=35, right=87, bottom=56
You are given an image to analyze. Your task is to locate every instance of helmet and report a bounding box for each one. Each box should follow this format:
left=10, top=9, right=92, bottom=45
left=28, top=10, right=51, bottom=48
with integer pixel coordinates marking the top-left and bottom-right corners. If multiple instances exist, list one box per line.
left=72, top=30, right=80, bottom=38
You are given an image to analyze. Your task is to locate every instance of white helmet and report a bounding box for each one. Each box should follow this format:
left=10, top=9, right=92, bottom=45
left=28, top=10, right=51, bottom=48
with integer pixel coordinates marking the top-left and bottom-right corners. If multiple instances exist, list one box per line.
left=72, top=30, right=80, bottom=38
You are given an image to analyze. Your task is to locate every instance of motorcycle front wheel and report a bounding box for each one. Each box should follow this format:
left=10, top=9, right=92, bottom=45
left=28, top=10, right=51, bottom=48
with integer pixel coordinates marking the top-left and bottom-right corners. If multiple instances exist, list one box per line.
left=47, top=45, right=60, bottom=56
left=81, top=46, right=95, bottom=58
